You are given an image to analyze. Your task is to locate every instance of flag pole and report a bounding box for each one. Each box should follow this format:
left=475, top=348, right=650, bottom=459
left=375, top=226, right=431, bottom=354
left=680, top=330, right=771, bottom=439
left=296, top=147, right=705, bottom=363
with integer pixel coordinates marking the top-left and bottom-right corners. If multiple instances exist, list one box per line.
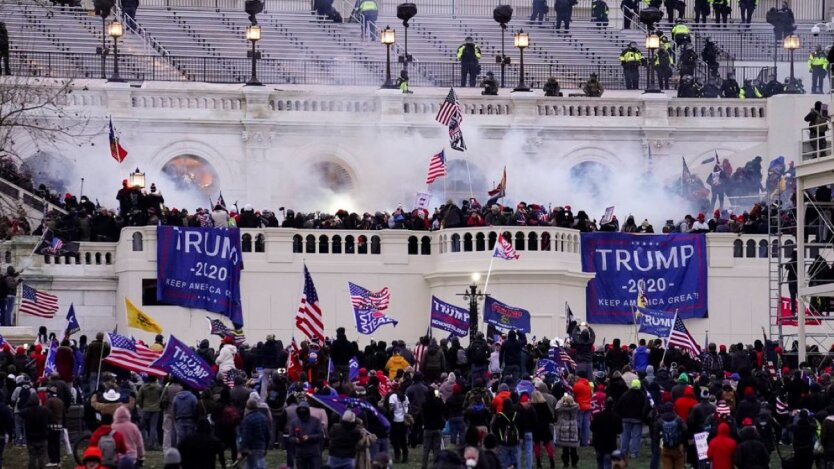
left=463, top=157, right=474, bottom=200
left=482, top=252, right=496, bottom=296
left=660, top=310, right=678, bottom=366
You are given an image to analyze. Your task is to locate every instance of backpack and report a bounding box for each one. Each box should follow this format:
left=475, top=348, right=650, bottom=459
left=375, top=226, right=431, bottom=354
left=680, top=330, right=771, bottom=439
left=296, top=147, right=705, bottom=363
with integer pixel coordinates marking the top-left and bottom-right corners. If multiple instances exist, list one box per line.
left=15, top=386, right=30, bottom=411
left=661, top=418, right=683, bottom=448
left=98, top=429, right=118, bottom=467
left=497, top=412, right=519, bottom=446
left=220, top=405, right=241, bottom=427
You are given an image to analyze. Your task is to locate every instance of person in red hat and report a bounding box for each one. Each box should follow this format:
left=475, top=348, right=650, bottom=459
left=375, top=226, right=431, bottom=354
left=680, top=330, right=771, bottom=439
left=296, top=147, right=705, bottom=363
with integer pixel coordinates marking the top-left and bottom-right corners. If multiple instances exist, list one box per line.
left=692, top=212, right=709, bottom=233
left=707, top=422, right=737, bottom=469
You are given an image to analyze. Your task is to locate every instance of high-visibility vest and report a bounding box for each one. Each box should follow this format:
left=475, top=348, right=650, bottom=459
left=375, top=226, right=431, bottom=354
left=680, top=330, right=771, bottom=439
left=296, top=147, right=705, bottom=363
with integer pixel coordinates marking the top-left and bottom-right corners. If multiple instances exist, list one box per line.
left=619, top=50, right=643, bottom=63
left=457, top=44, right=482, bottom=61
left=671, top=24, right=690, bottom=36
left=808, top=52, right=829, bottom=70
left=358, top=0, right=378, bottom=12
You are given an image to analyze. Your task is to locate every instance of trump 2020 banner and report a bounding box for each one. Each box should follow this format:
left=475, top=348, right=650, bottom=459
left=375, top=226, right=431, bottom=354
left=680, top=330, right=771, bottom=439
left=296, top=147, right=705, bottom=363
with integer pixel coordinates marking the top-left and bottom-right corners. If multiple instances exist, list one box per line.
left=581, top=233, right=708, bottom=324
left=150, top=335, right=214, bottom=391
left=156, top=226, right=244, bottom=327
left=430, top=296, right=469, bottom=337
left=636, top=307, right=675, bottom=337
left=483, top=296, right=531, bottom=333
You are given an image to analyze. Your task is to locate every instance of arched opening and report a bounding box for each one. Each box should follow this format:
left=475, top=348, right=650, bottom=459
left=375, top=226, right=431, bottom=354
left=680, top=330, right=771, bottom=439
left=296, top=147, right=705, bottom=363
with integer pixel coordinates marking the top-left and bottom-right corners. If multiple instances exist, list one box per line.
left=241, top=234, right=253, bottom=252
left=420, top=236, right=431, bottom=255
left=442, top=159, right=489, bottom=204
left=451, top=234, right=461, bottom=253
left=319, top=235, right=330, bottom=254
left=84, top=252, right=91, bottom=264
left=488, top=232, right=497, bottom=250
left=463, top=233, right=473, bottom=252
left=95, top=253, right=101, bottom=265
left=745, top=239, right=756, bottom=258
left=345, top=235, right=355, bottom=254
left=758, top=239, right=768, bottom=258
left=255, top=234, right=265, bottom=253
left=528, top=232, right=539, bottom=251
left=371, top=235, right=381, bottom=254
left=104, top=253, right=112, bottom=264
left=311, top=161, right=354, bottom=193
left=132, top=232, right=143, bottom=251
left=408, top=236, right=418, bottom=255
left=292, top=235, right=303, bottom=253
left=305, top=235, right=316, bottom=253
left=514, top=232, right=524, bottom=251
left=161, top=154, right=220, bottom=198
left=332, top=235, right=342, bottom=254
left=358, top=235, right=368, bottom=254
left=569, top=161, right=612, bottom=198
left=476, top=233, right=486, bottom=251
left=541, top=232, right=551, bottom=251
left=733, top=239, right=743, bottom=258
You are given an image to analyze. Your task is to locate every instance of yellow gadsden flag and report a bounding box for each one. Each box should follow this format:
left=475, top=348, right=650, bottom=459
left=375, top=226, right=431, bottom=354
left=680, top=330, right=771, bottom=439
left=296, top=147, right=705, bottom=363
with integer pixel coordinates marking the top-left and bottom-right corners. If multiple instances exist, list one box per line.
left=125, top=297, right=163, bottom=334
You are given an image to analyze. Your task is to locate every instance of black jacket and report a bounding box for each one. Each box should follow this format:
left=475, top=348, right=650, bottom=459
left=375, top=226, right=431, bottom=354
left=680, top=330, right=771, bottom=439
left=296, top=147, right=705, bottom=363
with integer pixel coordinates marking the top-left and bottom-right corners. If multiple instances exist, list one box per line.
left=328, top=421, right=362, bottom=458
left=614, top=389, right=646, bottom=421
left=330, top=335, right=353, bottom=366
left=178, top=427, right=227, bottom=469
left=422, top=394, right=447, bottom=431
left=591, top=408, right=622, bottom=453
left=734, top=426, right=771, bottom=469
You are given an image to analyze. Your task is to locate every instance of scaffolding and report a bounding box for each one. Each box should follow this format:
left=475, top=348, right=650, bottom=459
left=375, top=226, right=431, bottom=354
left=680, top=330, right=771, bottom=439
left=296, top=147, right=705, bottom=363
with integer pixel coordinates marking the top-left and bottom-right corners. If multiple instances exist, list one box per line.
left=767, top=123, right=834, bottom=364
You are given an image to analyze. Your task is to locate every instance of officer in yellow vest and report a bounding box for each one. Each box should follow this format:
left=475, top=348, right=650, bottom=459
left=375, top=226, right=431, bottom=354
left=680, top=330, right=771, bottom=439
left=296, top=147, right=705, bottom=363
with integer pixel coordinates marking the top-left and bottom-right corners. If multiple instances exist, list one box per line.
left=808, top=45, right=829, bottom=94
left=456, top=36, right=482, bottom=87
left=619, top=42, right=644, bottom=90
left=395, top=70, right=412, bottom=94
left=671, top=19, right=690, bottom=48
left=355, top=0, right=379, bottom=40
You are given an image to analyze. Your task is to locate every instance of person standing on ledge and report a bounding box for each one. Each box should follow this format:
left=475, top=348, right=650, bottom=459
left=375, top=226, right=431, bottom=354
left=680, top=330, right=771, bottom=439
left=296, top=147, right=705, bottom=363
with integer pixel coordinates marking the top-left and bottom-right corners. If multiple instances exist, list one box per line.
left=456, top=37, right=482, bottom=88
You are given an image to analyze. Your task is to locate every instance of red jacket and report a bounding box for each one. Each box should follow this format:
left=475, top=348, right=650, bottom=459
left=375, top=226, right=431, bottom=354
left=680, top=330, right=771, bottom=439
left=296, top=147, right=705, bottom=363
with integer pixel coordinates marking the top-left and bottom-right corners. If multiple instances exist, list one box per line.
left=573, top=378, right=593, bottom=411
left=674, top=386, right=698, bottom=421
left=89, top=424, right=128, bottom=457
left=492, top=391, right=512, bottom=414
left=707, top=422, right=737, bottom=469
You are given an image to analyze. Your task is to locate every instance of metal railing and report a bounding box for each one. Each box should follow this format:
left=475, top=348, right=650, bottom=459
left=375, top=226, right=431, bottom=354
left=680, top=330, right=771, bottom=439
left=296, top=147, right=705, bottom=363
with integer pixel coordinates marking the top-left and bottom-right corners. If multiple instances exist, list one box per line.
left=6, top=50, right=776, bottom=89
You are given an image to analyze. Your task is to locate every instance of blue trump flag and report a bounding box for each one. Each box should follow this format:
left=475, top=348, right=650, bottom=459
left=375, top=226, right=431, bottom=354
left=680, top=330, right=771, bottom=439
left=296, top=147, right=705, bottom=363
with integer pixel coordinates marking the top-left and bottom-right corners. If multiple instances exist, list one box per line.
left=309, top=393, right=390, bottom=430
left=483, top=296, right=531, bottom=333
left=150, top=335, right=214, bottom=391
left=65, top=304, right=80, bottom=336
left=42, top=339, right=58, bottom=378
left=156, top=226, right=244, bottom=327
left=349, top=357, right=359, bottom=381
left=429, top=296, right=469, bottom=337
left=581, top=233, right=708, bottom=324
left=636, top=307, right=676, bottom=338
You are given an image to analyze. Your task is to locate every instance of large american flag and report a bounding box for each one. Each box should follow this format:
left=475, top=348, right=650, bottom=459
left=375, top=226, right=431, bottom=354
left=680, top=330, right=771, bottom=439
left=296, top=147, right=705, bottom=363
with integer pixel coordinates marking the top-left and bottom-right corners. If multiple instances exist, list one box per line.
left=435, top=88, right=462, bottom=126
left=19, top=284, right=59, bottom=319
left=493, top=236, right=520, bottom=260
left=296, top=265, right=324, bottom=342
left=668, top=316, right=701, bottom=358
left=104, top=332, right=166, bottom=377
left=425, top=150, right=447, bottom=185
left=348, top=282, right=390, bottom=311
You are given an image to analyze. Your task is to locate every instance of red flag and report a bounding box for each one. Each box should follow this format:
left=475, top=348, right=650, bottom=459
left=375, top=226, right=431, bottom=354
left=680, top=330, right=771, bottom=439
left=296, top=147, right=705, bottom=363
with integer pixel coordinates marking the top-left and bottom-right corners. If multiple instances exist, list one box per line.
left=109, top=117, right=128, bottom=163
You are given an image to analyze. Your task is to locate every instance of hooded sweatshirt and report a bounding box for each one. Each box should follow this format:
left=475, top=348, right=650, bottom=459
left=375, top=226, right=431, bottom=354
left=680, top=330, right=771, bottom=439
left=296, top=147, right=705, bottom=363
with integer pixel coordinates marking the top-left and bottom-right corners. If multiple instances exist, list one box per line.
left=707, top=422, right=737, bottom=469
left=112, top=406, right=145, bottom=460
left=674, top=386, right=698, bottom=421
left=216, top=344, right=238, bottom=374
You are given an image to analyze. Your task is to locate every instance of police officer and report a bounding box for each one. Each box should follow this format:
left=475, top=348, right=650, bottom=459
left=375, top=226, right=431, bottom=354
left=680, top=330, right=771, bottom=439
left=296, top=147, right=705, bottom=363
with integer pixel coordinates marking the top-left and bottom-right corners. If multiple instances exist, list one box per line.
left=543, top=77, right=563, bottom=96
left=808, top=45, right=829, bottom=94
left=678, top=42, right=698, bottom=78
left=701, top=37, right=719, bottom=78
left=741, top=79, right=763, bottom=99
left=739, top=0, right=757, bottom=24
left=720, top=72, right=741, bottom=98
left=591, top=0, right=609, bottom=27
left=456, top=37, right=481, bottom=88
left=396, top=70, right=412, bottom=94
left=677, top=75, right=699, bottom=98
left=355, top=0, right=379, bottom=40
left=655, top=45, right=674, bottom=90
left=763, top=74, right=784, bottom=97
left=480, top=72, right=498, bottom=95
left=619, top=42, right=643, bottom=90
left=694, top=0, right=710, bottom=23
left=713, top=0, right=729, bottom=25
left=671, top=19, right=690, bottom=48
left=530, top=0, right=548, bottom=23
left=620, top=0, right=638, bottom=29
left=583, top=73, right=604, bottom=96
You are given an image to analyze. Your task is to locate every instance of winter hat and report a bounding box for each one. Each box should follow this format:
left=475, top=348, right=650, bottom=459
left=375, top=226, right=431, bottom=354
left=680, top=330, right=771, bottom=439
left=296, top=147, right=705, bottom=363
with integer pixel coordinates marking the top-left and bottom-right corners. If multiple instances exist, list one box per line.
left=678, top=373, right=689, bottom=383
left=744, top=387, right=755, bottom=397
left=700, top=388, right=711, bottom=400
left=498, top=383, right=510, bottom=392
left=82, top=447, right=103, bottom=463
left=742, top=417, right=754, bottom=427
left=342, top=410, right=356, bottom=423
left=714, top=209, right=721, bottom=218
left=697, top=212, right=705, bottom=221
left=163, top=448, right=182, bottom=465
left=630, top=379, right=641, bottom=390
left=716, top=401, right=731, bottom=416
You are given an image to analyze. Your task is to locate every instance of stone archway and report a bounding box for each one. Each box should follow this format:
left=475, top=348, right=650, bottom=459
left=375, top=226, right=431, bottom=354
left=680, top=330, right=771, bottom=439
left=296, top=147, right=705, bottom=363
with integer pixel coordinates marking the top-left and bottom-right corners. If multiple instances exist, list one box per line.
left=161, top=155, right=220, bottom=197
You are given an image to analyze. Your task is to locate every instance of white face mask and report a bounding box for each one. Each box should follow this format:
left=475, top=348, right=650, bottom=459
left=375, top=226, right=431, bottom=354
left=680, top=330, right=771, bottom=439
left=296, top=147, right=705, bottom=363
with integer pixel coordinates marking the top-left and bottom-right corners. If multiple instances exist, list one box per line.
left=466, top=459, right=478, bottom=468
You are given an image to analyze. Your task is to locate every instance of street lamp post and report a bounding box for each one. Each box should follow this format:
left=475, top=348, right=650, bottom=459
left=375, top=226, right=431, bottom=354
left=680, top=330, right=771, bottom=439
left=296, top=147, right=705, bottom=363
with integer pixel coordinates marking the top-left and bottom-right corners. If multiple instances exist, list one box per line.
left=245, top=24, right=263, bottom=86
left=460, top=272, right=486, bottom=339
left=513, top=30, right=530, bottom=92
left=380, top=26, right=397, bottom=89
left=128, top=167, right=145, bottom=189
left=396, top=3, right=416, bottom=74
left=644, top=32, right=661, bottom=93
left=784, top=34, right=801, bottom=93
left=107, top=20, right=124, bottom=82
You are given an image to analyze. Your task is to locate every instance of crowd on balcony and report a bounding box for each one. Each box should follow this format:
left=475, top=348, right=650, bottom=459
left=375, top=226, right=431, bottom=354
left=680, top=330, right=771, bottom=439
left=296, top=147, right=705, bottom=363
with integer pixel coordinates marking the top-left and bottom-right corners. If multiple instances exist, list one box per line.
left=1, top=318, right=833, bottom=468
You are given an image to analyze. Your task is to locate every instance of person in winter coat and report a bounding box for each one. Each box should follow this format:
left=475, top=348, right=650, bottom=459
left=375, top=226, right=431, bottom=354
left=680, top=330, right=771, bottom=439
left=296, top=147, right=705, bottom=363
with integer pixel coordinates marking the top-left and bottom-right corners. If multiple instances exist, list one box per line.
left=112, top=405, right=145, bottom=467
left=674, top=386, right=698, bottom=422
left=241, top=398, right=272, bottom=469
left=492, top=397, right=521, bottom=469
left=328, top=410, right=362, bottom=468
left=615, top=379, right=647, bottom=459
left=531, top=390, right=555, bottom=469
left=554, top=0, right=577, bottom=31
left=655, top=402, right=686, bottom=469
left=89, top=412, right=128, bottom=462
left=172, top=388, right=198, bottom=444
left=177, top=417, right=226, bottom=469
left=420, top=340, right=446, bottom=383
left=605, top=339, right=629, bottom=372
left=707, top=422, right=736, bottom=469
left=554, top=394, right=580, bottom=467
left=385, top=350, right=409, bottom=380
left=821, top=411, right=834, bottom=465
left=215, top=338, right=238, bottom=380
left=591, top=397, right=622, bottom=469
left=573, top=370, right=593, bottom=446
left=421, top=389, right=447, bottom=469
left=734, top=424, right=770, bottom=468
left=790, top=409, right=816, bottom=468
left=137, top=375, right=162, bottom=450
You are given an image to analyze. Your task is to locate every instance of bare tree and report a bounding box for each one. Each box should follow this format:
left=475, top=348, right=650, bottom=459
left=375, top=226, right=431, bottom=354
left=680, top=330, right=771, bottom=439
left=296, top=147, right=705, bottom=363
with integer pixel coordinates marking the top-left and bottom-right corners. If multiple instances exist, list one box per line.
left=0, top=76, right=98, bottom=165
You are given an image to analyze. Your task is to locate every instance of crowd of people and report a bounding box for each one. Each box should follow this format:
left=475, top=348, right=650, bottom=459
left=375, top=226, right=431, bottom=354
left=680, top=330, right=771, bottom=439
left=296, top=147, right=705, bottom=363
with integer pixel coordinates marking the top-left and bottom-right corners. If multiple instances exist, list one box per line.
left=3, top=321, right=834, bottom=469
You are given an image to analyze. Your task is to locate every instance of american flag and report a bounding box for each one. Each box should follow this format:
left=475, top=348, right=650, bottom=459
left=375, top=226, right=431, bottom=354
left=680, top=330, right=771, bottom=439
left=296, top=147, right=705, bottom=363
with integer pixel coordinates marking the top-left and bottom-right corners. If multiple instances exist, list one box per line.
left=536, top=358, right=558, bottom=377
left=425, top=150, right=447, bottom=185
left=0, top=335, right=11, bottom=353
left=19, top=284, right=59, bottom=319
left=668, top=316, right=701, bottom=359
left=109, top=117, right=128, bottom=163
left=48, top=238, right=63, bottom=254
left=493, top=236, right=520, bottom=260
left=448, top=114, right=467, bottom=152
left=776, top=396, right=788, bottom=415
left=104, top=332, right=166, bottom=377
left=207, top=317, right=232, bottom=337
left=348, top=282, right=390, bottom=311
left=435, top=88, right=462, bottom=126
left=296, top=265, right=325, bottom=342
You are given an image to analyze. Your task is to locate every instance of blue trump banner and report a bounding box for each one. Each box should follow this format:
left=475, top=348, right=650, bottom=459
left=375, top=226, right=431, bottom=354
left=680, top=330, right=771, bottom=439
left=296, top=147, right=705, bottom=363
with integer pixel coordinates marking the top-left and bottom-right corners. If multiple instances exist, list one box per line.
left=309, top=393, right=390, bottom=430
left=637, top=307, right=676, bottom=337
left=156, top=227, right=244, bottom=327
left=151, top=335, right=214, bottom=391
left=483, top=296, right=531, bottom=333
left=581, top=233, right=708, bottom=324
left=65, top=304, right=80, bottom=336
left=430, top=296, right=469, bottom=337
left=42, top=339, right=58, bottom=378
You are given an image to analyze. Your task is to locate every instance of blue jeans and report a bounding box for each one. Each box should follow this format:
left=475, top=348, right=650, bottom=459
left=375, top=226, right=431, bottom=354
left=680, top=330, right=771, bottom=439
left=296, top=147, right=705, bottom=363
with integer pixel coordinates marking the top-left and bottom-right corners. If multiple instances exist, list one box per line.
left=140, top=410, right=160, bottom=449
left=369, top=437, right=388, bottom=459
left=13, top=414, right=24, bottom=445
left=578, top=410, right=592, bottom=446
left=0, top=296, right=13, bottom=326
left=174, top=420, right=195, bottom=445
left=596, top=452, right=612, bottom=469
left=650, top=435, right=660, bottom=469
left=0, top=433, right=6, bottom=468
left=327, top=456, right=356, bottom=469
left=498, top=445, right=521, bottom=469
left=522, top=432, right=534, bottom=469
left=620, top=419, right=642, bottom=457
left=245, top=449, right=266, bottom=469
left=448, top=417, right=465, bottom=445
